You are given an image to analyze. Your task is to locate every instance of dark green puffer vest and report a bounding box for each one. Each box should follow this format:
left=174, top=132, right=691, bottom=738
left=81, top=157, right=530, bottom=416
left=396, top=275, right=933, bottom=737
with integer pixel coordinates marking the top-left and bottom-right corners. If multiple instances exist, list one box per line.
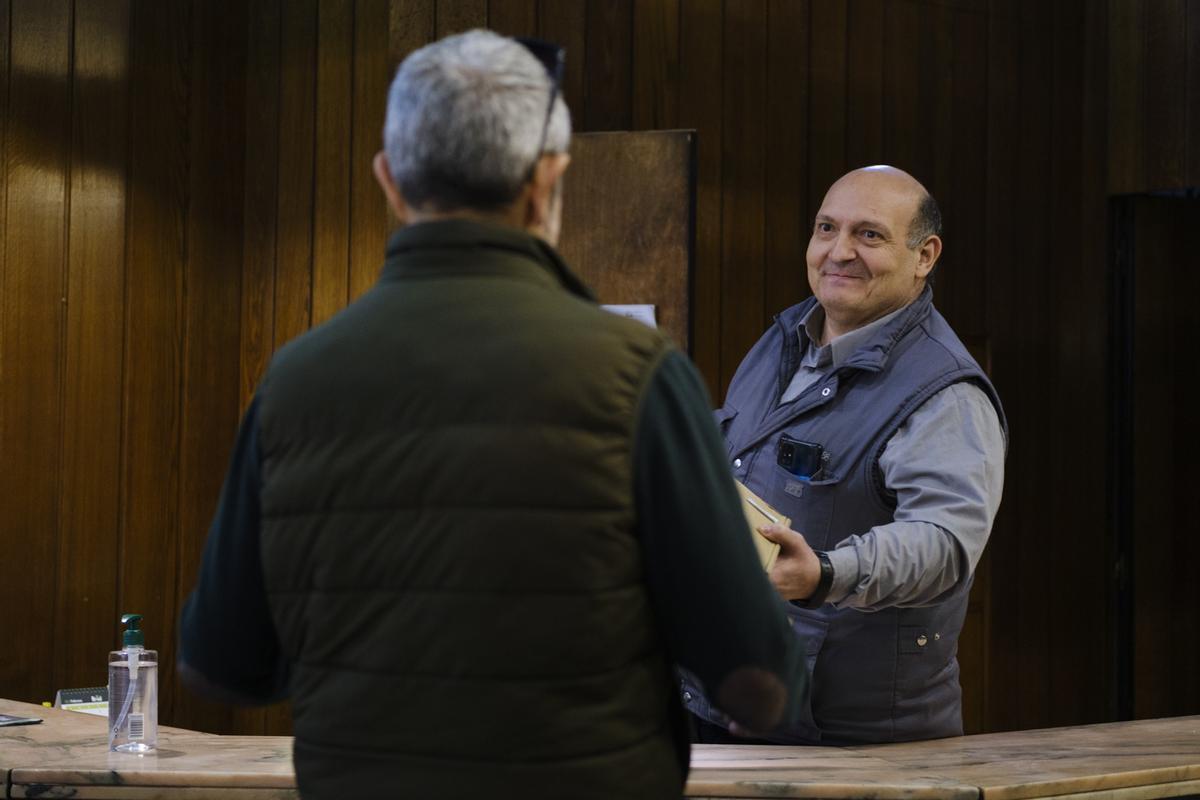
left=257, top=220, right=681, bottom=799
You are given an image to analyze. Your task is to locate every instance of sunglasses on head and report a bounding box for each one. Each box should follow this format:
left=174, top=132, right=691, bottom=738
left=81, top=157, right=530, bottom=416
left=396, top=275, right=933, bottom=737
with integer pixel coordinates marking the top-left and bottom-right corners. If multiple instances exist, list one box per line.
left=515, top=37, right=565, bottom=180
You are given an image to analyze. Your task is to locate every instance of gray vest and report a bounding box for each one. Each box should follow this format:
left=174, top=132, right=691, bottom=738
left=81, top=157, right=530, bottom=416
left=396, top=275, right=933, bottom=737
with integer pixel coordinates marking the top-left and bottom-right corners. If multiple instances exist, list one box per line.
left=685, top=288, right=1006, bottom=744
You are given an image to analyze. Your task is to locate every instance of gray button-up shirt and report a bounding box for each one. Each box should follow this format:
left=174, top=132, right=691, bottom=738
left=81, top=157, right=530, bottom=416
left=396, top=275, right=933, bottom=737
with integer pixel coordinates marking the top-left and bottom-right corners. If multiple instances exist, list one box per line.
left=781, top=304, right=1005, bottom=609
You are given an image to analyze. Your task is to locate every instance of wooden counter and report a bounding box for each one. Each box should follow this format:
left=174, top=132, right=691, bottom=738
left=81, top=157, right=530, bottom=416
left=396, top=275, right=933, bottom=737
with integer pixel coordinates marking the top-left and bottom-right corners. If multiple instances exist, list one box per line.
left=3, top=698, right=1198, bottom=799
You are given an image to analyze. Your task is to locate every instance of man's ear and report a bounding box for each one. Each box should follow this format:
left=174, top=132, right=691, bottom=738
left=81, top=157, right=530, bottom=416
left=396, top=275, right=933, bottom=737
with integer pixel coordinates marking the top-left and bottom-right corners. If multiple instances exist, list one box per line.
left=524, top=152, right=571, bottom=231
left=915, top=234, right=942, bottom=279
left=373, top=151, right=410, bottom=224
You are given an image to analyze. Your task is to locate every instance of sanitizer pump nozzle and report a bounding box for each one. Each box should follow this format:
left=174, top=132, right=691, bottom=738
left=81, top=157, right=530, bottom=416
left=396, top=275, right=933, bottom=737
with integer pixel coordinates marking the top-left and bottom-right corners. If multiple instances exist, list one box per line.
left=108, top=613, right=158, bottom=753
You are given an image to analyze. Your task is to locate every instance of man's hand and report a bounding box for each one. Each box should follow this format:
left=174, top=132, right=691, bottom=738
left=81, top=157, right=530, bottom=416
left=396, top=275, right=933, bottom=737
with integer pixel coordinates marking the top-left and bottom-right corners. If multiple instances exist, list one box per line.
left=758, top=523, right=821, bottom=602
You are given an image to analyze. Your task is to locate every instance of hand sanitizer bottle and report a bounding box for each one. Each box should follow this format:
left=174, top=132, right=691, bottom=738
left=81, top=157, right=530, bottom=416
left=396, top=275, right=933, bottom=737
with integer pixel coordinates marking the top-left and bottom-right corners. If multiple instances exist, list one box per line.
left=108, top=613, right=157, bottom=753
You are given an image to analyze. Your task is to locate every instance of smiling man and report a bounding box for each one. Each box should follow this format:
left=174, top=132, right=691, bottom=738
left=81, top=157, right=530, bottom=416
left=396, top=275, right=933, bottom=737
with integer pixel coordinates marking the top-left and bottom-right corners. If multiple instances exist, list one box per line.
left=683, top=165, right=1008, bottom=745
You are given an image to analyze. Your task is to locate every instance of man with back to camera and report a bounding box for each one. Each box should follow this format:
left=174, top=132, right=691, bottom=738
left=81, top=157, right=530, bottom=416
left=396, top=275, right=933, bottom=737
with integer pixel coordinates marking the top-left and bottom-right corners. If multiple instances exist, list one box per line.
left=176, top=29, right=807, bottom=800
left=683, top=166, right=1007, bottom=745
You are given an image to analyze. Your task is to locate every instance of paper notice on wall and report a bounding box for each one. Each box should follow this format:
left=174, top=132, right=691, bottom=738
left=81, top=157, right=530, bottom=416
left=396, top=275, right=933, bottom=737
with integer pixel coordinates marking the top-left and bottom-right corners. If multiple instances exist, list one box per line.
left=601, top=304, right=657, bottom=329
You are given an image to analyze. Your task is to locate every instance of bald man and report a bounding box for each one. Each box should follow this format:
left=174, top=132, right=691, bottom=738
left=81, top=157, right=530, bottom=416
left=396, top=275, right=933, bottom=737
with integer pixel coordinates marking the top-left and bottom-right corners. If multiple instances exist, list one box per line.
left=683, top=166, right=1008, bottom=745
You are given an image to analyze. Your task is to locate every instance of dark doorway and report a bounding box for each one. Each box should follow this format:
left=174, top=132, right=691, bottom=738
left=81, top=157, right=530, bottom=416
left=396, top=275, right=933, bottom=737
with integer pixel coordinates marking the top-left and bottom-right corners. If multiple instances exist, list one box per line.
left=1110, top=193, right=1200, bottom=721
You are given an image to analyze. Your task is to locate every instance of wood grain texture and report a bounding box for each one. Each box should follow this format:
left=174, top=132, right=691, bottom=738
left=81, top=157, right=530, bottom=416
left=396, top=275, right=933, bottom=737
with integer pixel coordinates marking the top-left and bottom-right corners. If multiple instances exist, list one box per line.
left=119, top=0, right=189, bottom=724
left=53, top=0, right=130, bottom=703
left=558, top=131, right=692, bottom=352
left=1144, top=0, right=1187, bottom=191
left=763, top=0, right=808, bottom=319
left=241, top=0, right=281, bottom=407
left=487, top=0, right=537, bottom=37
left=844, top=0, right=884, bottom=170
left=347, top=0, right=396, bottom=299
left=0, top=0, right=71, bottom=706
left=677, top=0, right=721, bottom=393
left=808, top=0, right=847, bottom=216
left=1108, top=0, right=1145, bottom=193
left=718, top=0, right=767, bottom=391
left=274, top=0, right=316, bottom=349
left=436, top=0, right=486, bottom=36
left=1189, top=0, right=1200, bottom=187
left=631, top=0, right=678, bottom=131
left=174, top=0, right=254, bottom=737
left=312, top=0, right=354, bottom=325
left=583, top=0, right=631, bottom=131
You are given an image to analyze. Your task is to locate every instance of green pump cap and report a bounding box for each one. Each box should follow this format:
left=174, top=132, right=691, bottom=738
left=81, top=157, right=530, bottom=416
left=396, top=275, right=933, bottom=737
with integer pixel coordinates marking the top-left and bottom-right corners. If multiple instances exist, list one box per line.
left=120, top=614, right=144, bottom=647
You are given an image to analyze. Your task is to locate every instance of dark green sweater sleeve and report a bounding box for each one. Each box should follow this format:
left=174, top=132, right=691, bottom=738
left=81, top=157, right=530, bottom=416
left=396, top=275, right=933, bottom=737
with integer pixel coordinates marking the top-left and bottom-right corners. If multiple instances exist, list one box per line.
left=633, top=350, right=806, bottom=723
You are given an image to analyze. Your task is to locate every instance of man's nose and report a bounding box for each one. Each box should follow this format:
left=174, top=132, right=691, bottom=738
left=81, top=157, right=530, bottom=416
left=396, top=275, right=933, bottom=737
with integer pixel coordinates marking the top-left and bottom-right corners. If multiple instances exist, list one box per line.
left=830, top=231, right=856, bottom=262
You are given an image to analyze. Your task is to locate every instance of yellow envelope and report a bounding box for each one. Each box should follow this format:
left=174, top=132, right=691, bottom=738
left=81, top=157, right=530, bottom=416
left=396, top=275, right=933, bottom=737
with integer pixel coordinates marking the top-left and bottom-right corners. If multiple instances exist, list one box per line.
left=734, top=481, right=788, bottom=571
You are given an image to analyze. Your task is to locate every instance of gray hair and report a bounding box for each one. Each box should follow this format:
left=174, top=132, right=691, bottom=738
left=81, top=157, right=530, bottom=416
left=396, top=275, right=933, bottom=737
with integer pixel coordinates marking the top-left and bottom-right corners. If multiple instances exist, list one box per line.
left=383, top=29, right=571, bottom=212
left=906, top=192, right=943, bottom=249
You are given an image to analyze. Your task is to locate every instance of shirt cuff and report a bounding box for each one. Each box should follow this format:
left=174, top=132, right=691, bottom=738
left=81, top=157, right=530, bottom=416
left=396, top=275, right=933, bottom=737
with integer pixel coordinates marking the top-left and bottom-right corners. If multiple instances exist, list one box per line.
left=824, top=546, right=861, bottom=604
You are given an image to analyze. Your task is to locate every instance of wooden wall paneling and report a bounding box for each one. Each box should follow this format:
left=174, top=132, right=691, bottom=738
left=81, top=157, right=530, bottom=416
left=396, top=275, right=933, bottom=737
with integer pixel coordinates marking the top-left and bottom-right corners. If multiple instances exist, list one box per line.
left=583, top=0, right=632, bottom=131
left=0, top=0, right=71, bottom=705
left=982, top=0, right=1024, bottom=734
left=941, top=0, right=988, bottom=339
left=1108, top=0, right=1144, bottom=193
left=52, top=0, right=130, bottom=701
left=945, top=0, right=991, bottom=737
left=763, top=0, right=808, bottom=320
left=488, top=0, right=538, bottom=38
left=718, top=0, right=768, bottom=392
left=677, top=0, right=721, bottom=396
left=274, top=0, right=317, bottom=349
left=174, top=0, right=254, bottom=736
left=348, top=0, right=402, bottom=299
left=881, top=0, right=919, bottom=176
left=1144, top=0, right=1187, bottom=191
left=312, top=0, right=354, bottom=325
left=844, top=0, right=884, bottom=169
left=241, top=0, right=281, bottom=407
left=119, top=0, right=189, bottom=723
left=1011, top=0, right=1056, bottom=730
left=1189, top=0, right=1200, bottom=187
left=1046, top=0, right=1108, bottom=729
left=435, top=0, right=486, bottom=37
left=631, top=0, right=678, bottom=132
left=558, top=131, right=692, bottom=351
left=807, top=1, right=846, bottom=221
left=538, top=0, right=585, bottom=132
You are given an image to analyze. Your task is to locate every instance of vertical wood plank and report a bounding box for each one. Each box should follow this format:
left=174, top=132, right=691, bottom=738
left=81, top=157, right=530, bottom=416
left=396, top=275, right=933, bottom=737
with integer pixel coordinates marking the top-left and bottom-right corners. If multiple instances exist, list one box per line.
left=1189, top=0, right=1200, bottom=187
left=488, top=0, right=538, bottom=38
left=241, top=0, right=281, bottom=407
left=275, top=0, right=317, bottom=349
left=881, top=0, right=918, bottom=173
left=844, top=0, right=884, bottom=169
left=436, top=0, right=486, bottom=36
left=390, top=0, right=436, bottom=66
left=119, top=0, right=190, bottom=724
left=53, top=0, right=130, bottom=701
left=982, top=0, right=1024, bottom=734
left=719, top=0, right=767, bottom=391
left=1144, top=0, right=1187, bottom=190
left=0, top=0, right=71, bottom=705
left=941, top=0, right=988, bottom=339
left=1108, top=0, right=1144, bottom=193
left=808, top=1, right=847, bottom=221
left=313, top=0, right=354, bottom=324
left=539, top=0, right=585, bottom=130
left=174, top=0, right=253, bottom=736
left=678, top=0, right=721, bottom=395
left=583, top=0, right=631, bottom=131
left=348, top=0, right=401, bottom=299
left=631, top=0, right=678, bottom=131
left=764, top=0, right=808, bottom=320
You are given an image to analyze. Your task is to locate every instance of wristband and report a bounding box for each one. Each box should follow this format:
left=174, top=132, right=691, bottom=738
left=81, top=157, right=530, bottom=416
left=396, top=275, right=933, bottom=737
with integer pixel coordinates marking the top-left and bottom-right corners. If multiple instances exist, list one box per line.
left=793, top=550, right=834, bottom=609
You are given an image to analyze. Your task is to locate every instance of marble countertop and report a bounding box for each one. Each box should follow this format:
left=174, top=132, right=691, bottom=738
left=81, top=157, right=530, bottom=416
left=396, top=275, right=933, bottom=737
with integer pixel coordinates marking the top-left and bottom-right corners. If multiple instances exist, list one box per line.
left=4, top=698, right=1200, bottom=800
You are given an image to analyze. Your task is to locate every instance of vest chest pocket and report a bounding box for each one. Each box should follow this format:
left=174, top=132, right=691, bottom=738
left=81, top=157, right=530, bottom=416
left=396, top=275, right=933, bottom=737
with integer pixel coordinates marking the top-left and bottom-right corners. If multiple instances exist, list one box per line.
left=713, top=405, right=738, bottom=438
left=773, top=471, right=842, bottom=553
